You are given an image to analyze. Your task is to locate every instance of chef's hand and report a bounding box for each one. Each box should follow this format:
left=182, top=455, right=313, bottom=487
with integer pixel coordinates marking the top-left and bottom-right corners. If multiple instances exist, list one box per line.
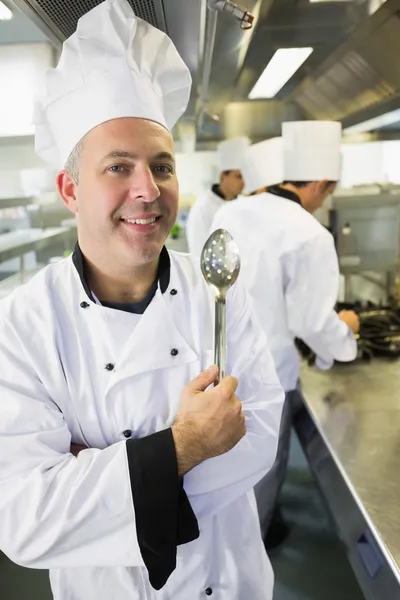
left=338, top=310, right=360, bottom=334
left=172, top=365, right=246, bottom=476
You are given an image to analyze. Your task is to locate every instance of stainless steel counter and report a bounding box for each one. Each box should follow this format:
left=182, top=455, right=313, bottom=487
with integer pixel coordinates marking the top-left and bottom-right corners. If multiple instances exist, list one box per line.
left=0, top=228, right=70, bottom=264
left=0, top=196, right=35, bottom=210
left=299, top=360, right=400, bottom=599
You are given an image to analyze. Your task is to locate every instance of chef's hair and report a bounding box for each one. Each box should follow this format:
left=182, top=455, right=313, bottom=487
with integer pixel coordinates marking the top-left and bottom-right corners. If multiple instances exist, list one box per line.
left=65, top=138, right=85, bottom=184
left=283, top=180, right=337, bottom=190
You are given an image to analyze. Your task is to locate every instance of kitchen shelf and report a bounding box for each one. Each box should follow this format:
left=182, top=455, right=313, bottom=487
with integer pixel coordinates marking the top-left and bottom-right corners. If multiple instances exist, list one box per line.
left=0, top=227, right=70, bottom=264
left=0, top=196, right=35, bottom=210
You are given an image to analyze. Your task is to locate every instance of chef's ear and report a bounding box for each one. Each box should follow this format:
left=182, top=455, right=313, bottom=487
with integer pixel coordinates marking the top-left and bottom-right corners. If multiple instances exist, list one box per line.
left=57, top=170, right=79, bottom=214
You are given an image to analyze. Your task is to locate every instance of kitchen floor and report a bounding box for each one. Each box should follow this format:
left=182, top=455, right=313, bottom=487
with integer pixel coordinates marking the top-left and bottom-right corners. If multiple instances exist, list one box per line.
left=0, top=432, right=365, bottom=600
left=270, top=433, right=364, bottom=600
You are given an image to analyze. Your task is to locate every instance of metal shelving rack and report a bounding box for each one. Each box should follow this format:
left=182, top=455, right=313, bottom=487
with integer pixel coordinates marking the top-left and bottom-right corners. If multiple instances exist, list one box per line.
left=0, top=196, right=71, bottom=299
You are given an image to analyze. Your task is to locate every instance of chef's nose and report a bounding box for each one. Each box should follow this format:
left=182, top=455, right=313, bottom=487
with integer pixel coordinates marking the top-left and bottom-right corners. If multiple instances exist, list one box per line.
left=130, top=164, right=160, bottom=203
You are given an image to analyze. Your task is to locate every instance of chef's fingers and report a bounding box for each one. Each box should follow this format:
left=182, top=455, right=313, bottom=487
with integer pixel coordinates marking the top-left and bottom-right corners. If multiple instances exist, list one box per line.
left=188, top=365, right=219, bottom=393
left=215, top=375, right=239, bottom=396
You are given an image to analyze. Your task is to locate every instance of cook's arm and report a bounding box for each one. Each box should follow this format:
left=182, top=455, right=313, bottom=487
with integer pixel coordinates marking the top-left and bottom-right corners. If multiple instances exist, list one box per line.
left=284, top=232, right=357, bottom=366
left=0, top=318, right=198, bottom=590
left=183, top=281, right=285, bottom=520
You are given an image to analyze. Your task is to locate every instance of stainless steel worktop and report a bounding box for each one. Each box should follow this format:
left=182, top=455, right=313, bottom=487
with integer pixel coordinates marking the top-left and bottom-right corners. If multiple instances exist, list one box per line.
left=0, top=228, right=70, bottom=264
left=300, top=359, right=400, bottom=584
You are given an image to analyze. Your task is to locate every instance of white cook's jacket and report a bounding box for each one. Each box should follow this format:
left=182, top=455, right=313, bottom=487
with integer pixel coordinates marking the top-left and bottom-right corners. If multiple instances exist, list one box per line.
left=186, top=187, right=227, bottom=256
left=0, top=248, right=284, bottom=600
left=211, top=192, right=357, bottom=392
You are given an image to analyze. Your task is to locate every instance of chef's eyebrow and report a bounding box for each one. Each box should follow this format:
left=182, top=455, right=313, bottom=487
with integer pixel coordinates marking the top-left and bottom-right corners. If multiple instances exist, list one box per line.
left=103, top=150, right=175, bottom=162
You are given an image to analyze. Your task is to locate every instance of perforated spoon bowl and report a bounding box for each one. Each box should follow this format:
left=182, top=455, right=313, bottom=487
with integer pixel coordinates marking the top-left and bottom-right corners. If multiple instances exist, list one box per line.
left=200, top=229, right=241, bottom=380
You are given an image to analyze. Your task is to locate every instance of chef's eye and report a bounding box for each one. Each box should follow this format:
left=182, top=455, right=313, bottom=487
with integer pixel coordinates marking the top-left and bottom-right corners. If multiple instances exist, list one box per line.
left=108, top=165, right=128, bottom=173
left=153, top=164, right=174, bottom=175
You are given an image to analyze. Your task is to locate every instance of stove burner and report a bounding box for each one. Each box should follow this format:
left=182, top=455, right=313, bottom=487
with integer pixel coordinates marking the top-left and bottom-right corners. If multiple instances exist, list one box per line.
left=296, top=304, right=400, bottom=364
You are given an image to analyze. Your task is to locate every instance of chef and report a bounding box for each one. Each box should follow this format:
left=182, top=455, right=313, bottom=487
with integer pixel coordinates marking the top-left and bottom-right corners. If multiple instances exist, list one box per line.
left=211, top=123, right=360, bottom=549
left=0, top=1, right=284, bottom=599
left=186, top=136, right=248, bottom=255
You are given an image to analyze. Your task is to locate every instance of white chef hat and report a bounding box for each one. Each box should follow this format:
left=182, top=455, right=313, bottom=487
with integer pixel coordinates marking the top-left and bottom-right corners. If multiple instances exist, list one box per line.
left=242, top=137, right=284, bottom=194
left=218, top=137, right=249, bottom=172
left=33, top=0, right=192, bottom=168
left=282, top=121, right=342, bottom=182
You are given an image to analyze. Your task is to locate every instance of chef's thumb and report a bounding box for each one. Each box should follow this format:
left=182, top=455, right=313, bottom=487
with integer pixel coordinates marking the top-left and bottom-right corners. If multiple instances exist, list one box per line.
left=189, top=365, right=219, bottom=393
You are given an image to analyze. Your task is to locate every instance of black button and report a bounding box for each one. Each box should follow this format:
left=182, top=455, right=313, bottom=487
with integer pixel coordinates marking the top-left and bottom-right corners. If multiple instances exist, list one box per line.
left=171, top=348, right=179, bottom=357
left=80, top=301, right=90, bottom=309
left=170, top=289, right=178, bottom=296
left=205, top=588, right=213, bottom=596
left=123, top=429, right=132, bottom=438
left=105, top=363, right=115, bottom=371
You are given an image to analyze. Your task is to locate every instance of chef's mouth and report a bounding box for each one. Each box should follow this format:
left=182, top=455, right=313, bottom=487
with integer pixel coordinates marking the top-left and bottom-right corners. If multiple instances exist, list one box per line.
left=119, top=216, right=162, bottom=225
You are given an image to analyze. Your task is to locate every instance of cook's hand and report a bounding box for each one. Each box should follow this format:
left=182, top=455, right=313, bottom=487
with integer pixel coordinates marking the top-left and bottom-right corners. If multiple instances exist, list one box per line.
left=172, top=366, right=246, bottom=476
left=338, top=310, right=360, bottom=335
left=70, top=443, right=88, bottom=456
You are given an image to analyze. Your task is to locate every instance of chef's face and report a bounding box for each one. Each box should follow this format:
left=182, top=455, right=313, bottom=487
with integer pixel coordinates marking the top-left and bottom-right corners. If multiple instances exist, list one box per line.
left=301, top=180, right=337, bottom=214
left=221, top=169, right=245, bottom=198
left=57, top=117, right=178, bottom=267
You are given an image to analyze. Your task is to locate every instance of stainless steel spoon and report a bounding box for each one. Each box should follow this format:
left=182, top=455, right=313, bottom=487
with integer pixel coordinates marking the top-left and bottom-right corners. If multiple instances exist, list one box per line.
left=200, top=229, right=241, bottom=381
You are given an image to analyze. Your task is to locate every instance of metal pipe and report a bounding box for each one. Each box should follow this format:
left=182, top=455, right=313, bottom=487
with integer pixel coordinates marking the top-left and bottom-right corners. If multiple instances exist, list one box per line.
left=198, top=0, right=255, bottom=131
left=198, top=8, right=218, bottom=131
left=207, top=0, right=254, bottom=28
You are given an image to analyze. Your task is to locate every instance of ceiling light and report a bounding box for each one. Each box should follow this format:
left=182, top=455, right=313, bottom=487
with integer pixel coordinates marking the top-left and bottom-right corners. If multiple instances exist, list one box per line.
left=0, top=1, right=13, bottom=20
left=249, top=48, right=313, bottom=99
left=343, top=109, right=400, bottom=135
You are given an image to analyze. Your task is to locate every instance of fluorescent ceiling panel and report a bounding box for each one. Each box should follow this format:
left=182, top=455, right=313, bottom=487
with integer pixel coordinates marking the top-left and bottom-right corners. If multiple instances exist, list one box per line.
left=343, top=109, right=400, bottom=134
left=249, top=48, right=313, bottom=99
left=0, top=2, right=12, bottom=20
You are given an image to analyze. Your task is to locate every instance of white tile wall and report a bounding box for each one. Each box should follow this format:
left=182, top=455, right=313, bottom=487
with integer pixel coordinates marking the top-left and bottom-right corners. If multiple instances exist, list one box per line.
left=0, top=137, right=55, bottom=198
left=340, top=140, right=400, bottom=188
left=175, top=151, right=218, bottom=204
left=0, top=43, right=53, bottom=137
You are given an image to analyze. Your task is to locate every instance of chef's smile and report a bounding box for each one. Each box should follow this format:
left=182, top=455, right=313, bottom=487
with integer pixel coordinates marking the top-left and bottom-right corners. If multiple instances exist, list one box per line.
left=119, top=214, right=162, bottom=233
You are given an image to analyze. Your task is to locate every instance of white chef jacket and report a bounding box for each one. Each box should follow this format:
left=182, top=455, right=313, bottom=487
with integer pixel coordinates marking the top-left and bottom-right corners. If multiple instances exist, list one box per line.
left=0, top=246, right=284, bottom=600
left=211, top=189, right=357, bottom=392
left=186, top=186, right=228, bottom=256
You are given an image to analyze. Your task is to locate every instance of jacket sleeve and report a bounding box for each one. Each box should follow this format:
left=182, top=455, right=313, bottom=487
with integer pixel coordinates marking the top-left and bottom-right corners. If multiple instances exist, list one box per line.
left=0, top=314, right=198, bottom=588
left=183, top=280, right=285, bottom=521
left=284, top=231, right=357, bottom=366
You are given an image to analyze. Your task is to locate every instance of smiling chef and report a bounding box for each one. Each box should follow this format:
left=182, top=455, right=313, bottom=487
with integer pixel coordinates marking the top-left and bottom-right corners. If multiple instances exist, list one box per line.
left=0, top=0, right=284, bottom=599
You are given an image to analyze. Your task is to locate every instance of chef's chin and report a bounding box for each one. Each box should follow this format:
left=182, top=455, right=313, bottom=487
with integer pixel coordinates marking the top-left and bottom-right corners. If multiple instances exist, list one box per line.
left=118, top=234, right=166, bottom=267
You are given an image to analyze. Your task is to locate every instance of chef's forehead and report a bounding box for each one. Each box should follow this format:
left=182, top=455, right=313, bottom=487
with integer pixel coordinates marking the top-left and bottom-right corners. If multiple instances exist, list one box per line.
left=81, top=117, right=175, bottom=158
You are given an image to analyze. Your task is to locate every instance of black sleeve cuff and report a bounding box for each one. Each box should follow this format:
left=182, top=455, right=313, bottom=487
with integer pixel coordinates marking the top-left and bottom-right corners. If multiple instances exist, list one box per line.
left=126, top=428, right=199, bottom=590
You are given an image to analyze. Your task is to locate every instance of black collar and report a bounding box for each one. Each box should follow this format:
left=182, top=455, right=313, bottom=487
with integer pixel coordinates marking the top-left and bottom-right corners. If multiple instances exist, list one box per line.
left=212, top=183, right=226, bottom=200
left=72, top=244, right=171, bottom=313
left=268, top=185, right=302, bottom=206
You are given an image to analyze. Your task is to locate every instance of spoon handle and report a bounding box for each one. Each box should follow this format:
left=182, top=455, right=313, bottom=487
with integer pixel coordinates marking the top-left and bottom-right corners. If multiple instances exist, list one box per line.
left=214, top=297, right=226, bottom=383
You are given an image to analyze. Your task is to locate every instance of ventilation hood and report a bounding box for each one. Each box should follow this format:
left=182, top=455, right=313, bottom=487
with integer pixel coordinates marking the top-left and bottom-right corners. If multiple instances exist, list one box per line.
left=12, top=0, right=166, bottom=42
left=12, top=0, right=400, bottom=147
left=290, top=0, right=400, bottom=130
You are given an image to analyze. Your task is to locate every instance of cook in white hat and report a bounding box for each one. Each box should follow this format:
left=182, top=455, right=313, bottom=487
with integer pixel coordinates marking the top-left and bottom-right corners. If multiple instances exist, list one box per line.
left=241, top=137, right=284, bottom=195
left=278, top=120, right=342, bottom=213
left=0, top=1, right=284, bottom=600
left=211, top=123, right=359, bottom=550
left=186, top=136, right=248, bottom=255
